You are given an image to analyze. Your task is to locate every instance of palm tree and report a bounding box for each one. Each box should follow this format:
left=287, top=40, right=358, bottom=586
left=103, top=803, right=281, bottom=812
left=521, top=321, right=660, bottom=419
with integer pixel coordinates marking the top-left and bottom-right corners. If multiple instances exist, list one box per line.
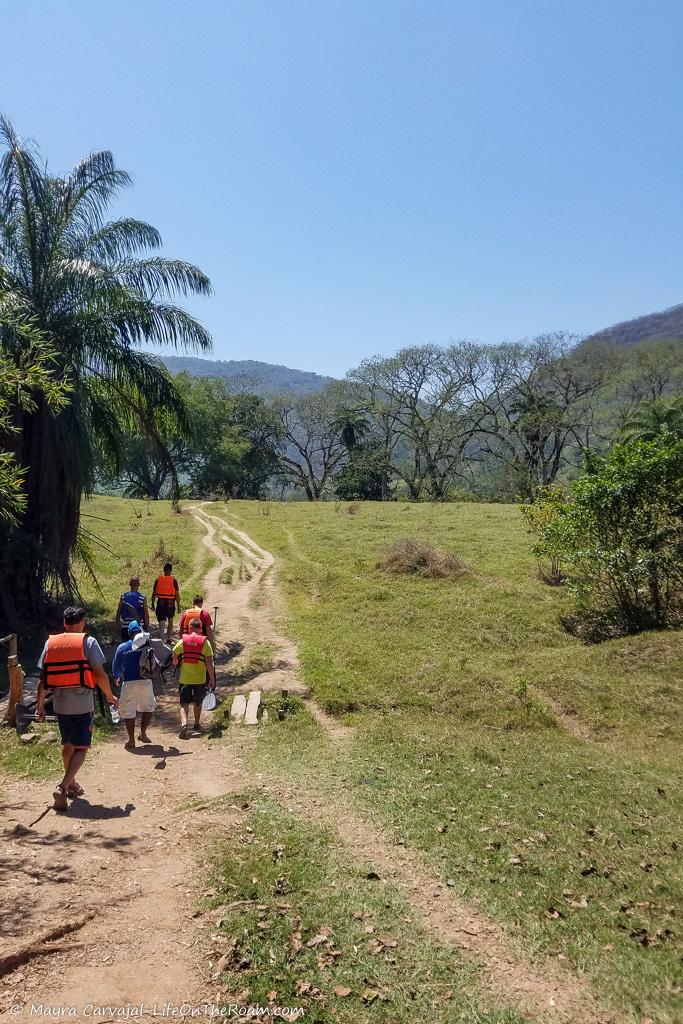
left=620, top=396, right=683, bottom=443
left=0, top=115, right=212, bottom=619
left=330, top=406, right=372, bottom=451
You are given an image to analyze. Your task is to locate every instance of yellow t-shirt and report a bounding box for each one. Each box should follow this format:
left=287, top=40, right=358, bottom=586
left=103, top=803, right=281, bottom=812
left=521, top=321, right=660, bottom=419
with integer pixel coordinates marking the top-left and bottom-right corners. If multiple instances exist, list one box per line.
left=173, top=637, right=213, bottom=685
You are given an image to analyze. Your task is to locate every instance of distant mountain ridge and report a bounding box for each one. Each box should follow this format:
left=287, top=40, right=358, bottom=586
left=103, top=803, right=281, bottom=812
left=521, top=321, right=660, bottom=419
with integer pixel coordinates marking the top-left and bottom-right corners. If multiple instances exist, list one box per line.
left=162, top=301, right=683, bottom=393
left=585, top=302, right=683, bottom=347
left=161, top=355, right=334, bottom=395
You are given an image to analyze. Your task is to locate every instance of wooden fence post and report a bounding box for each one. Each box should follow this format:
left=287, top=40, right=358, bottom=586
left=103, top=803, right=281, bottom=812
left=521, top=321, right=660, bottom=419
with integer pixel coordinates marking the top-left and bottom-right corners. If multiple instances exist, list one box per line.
left=2, top=634, right=23, bottom=726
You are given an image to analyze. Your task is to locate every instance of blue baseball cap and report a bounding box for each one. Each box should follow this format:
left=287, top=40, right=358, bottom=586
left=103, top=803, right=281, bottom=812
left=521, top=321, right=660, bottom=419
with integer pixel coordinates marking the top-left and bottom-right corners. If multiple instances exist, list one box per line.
left=127, top=620, right=141, bottom=634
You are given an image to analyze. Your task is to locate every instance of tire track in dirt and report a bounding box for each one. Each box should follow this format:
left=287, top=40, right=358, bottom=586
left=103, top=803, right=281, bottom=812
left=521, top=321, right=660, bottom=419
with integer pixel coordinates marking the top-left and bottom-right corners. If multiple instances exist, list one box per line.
left=185, top=505, right=349, bottom=741
left=263, top=779, right=614, bottom=1024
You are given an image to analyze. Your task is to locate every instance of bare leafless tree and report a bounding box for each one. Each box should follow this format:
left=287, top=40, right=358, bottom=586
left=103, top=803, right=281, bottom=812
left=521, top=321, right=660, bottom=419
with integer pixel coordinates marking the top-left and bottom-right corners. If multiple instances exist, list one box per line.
left=266, top=385, right=348, bottom=499
left=463, top=333, right=612, bottom=494
left=349, top=343, right=480, bottom=499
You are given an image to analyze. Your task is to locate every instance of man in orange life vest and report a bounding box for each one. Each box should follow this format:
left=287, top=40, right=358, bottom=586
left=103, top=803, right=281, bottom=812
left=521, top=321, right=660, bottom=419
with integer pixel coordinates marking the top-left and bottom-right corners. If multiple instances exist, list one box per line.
left=37, top=606, right=118, bottom=811
left=178, top=595, right=214, bottom=645
left=172, top=617, right=215, bottom=739
left=152, top=562, right=181, bottom=644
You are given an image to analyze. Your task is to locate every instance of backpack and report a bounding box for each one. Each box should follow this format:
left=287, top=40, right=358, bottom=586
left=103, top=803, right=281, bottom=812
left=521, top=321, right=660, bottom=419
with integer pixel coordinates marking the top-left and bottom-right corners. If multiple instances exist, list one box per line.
left=121, top=590, right=145, bottom=622
left=132, top=633, right=161, bottom=679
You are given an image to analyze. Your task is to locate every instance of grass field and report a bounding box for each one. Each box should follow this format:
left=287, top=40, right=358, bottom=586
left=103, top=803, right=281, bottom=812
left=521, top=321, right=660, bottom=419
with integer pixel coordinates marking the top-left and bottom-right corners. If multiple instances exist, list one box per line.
left=210, top=499, right=683, bottom=1024
left=78, top=494, right=211, bottom=636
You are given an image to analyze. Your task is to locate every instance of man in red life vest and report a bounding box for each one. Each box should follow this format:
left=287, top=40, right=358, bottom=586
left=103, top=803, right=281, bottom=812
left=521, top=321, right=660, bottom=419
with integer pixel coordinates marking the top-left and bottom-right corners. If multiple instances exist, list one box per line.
left=172, top=617, right=215, bottom=739
left=37, top=606, right=118, bottom=811
left=152, top=562, right=181, bottom=644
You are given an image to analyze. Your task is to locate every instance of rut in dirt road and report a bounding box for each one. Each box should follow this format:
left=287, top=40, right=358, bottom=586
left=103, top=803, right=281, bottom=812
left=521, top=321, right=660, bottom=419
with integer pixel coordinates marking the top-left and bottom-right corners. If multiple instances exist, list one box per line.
left=186, top=505, right=350, bottom=740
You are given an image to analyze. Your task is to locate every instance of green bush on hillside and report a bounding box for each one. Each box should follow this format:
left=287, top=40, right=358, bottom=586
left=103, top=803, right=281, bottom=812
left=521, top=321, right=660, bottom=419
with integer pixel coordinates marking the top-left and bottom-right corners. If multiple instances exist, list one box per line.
left=527, top=436, right=683, bottom=639
left=520, top=485, right=569, bottom=584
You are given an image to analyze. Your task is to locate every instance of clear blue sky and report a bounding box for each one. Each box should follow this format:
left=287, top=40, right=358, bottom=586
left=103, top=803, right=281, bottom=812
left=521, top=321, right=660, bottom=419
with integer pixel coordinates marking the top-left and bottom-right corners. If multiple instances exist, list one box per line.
left=2, top=0, right=682, bottom=377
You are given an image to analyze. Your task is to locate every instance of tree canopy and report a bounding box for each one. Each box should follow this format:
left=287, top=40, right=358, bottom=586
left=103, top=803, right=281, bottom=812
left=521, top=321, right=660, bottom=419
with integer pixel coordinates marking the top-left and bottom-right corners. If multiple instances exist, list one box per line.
left=0, top=114, right=211, bottom=619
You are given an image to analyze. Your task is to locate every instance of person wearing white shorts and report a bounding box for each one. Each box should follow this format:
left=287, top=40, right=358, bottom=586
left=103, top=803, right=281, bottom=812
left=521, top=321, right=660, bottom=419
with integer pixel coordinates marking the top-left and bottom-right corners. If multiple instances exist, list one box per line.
left=112, top=620, right=157, bottom=750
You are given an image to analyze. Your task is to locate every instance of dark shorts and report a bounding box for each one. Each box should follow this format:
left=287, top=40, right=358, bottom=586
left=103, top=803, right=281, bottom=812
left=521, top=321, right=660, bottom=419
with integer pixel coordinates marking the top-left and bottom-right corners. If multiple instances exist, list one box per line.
left=179, top=684, right=207, bottom=706
left=57, top=712, right=94, bottom=749
left=156, top=599, right=176, bottom=623
left=120, top=627, right=131, bottom=643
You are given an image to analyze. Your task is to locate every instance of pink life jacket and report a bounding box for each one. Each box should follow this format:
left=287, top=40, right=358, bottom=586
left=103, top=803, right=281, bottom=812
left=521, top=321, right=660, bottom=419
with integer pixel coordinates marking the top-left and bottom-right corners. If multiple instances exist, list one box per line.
left=181, top=632, right=206, bottom=665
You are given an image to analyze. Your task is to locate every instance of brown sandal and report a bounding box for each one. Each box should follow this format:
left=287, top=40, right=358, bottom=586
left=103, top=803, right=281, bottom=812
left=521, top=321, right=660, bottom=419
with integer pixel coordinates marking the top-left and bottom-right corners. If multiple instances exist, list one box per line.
left=67, top=782, right=84, bottom=798
left=52, top=784, right=68, bottom=812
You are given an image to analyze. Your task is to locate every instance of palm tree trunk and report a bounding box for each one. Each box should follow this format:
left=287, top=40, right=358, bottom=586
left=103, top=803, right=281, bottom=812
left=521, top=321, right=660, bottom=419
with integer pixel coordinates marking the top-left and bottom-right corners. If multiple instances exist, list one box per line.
left=3, top=400, right=82, bottom=618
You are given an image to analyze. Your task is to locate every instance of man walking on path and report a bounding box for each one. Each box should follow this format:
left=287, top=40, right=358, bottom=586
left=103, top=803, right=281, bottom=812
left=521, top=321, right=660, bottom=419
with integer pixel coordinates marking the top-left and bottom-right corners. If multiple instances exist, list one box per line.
left=115, top=576, right=150, bottom=642
left=178, top=595, right=214, bottom=645
left=113, top=619, right=156, bottom=751
left=152, top=562, right=180, bottom=644
left=172, top=617, right=215, bottom=739
left=37, top=606, right=118, bottom=811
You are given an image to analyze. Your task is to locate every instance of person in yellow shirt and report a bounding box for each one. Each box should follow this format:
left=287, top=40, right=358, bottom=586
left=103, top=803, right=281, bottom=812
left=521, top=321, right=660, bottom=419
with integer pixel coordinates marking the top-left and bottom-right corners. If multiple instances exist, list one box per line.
left=172, top=617, right=215, bottom=738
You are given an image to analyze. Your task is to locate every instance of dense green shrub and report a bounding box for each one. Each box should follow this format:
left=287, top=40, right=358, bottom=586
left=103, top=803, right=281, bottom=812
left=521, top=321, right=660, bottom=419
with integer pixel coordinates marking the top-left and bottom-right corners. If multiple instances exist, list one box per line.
left=334, top=443, right=388, bottom=501
left=524, top=436, right=683, bottom=639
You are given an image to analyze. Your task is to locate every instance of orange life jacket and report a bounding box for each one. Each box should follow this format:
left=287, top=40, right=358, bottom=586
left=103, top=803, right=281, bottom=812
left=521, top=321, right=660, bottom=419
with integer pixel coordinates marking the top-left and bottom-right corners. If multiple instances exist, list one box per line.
left=181, top=607, right=206, bottom=634
left=43, top=632, right=96, bottom=689
left=155, top=575, right=177, bottom=600
left=181, top=632, right=206, bottom=664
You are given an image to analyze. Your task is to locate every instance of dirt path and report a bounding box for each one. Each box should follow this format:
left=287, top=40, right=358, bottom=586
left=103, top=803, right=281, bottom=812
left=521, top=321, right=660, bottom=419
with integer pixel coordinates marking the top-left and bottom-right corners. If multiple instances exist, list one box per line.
left=0, top=506, right=613, bottom=1022
left=0, top=694, right=246, bottom=1019
left=185, top=505, right=350, bottom=740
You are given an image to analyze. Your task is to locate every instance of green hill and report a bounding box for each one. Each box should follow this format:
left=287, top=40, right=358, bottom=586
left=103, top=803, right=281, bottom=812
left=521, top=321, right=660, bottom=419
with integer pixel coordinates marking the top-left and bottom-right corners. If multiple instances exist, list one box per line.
left=586, top=302, right=683, bottom=347
left=160, top=355, right=333, bottom=394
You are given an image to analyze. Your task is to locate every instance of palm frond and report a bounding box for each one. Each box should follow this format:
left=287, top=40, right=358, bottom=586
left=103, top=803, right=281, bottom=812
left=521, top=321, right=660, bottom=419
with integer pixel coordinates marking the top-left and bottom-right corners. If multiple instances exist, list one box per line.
left=115, top=256, right=212, bottom=299
left=82, top=217, right=162, bottom=261
left=65, top=149, right=132, bottom=230
left=73, top=525, right=103, bottom=595
left=92, top=296, right=212, bottom=351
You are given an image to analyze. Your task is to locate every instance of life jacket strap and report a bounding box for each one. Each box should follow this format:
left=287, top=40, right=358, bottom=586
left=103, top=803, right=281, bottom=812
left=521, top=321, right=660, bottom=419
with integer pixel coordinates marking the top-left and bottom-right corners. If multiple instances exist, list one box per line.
left=44, top=660, right=90, bottom=686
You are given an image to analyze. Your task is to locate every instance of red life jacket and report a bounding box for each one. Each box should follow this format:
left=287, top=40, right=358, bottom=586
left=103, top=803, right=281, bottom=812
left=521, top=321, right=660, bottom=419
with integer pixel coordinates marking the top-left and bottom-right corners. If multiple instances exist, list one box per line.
left=181, top=632, right=206, bottom=664
left=155, top=575, right=177, bottom=599
left=43, top=633, right=96, bottom=689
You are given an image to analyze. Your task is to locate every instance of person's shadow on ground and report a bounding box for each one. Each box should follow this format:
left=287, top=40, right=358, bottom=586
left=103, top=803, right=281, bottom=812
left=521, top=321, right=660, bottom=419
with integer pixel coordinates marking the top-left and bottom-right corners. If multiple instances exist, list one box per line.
left=66, top=799, right=135, bottom=820
left=128, top=743, right=186, bottom=757
left=123, top=743, right=192, bottom=769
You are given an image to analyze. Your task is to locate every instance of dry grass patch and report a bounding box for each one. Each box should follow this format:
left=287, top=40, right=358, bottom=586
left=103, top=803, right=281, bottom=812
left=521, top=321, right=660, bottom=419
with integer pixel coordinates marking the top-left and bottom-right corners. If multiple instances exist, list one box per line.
left=378, top=537, right=471, bottom=580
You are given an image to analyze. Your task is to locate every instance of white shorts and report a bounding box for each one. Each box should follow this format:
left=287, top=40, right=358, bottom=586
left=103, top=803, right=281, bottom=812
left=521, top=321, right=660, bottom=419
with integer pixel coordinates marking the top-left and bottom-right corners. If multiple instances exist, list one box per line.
left=118, top=679, right=156, bottom=718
